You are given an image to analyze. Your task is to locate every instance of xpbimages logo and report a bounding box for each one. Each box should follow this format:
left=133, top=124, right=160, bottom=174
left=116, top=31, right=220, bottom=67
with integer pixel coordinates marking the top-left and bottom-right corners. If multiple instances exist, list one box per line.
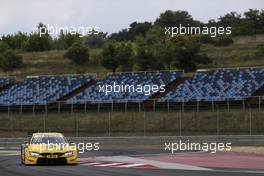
left=164, top=140, right=232, bottom=154
left=98, top=82, right=166, bottom=96
left=31, top=141, right=100, bottom=154
left=33, top=24, right=101, bottom=37
left=164, top=24, right=232, bottom=38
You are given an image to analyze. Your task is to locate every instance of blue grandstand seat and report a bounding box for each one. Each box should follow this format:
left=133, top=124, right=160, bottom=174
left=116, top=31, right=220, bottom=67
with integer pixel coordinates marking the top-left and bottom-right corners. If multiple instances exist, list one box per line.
left=67, top=71, right=182, bottom=104
left=0, top=75, right=95, bottom=106
left=0, top=77, right=15, bottom=88
left=159, top=68, right=264, bottom=102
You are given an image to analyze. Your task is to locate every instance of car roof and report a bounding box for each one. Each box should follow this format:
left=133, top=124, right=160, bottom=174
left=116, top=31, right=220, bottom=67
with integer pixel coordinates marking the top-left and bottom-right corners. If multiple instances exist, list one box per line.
left=32, top=132, right=64, bottom=137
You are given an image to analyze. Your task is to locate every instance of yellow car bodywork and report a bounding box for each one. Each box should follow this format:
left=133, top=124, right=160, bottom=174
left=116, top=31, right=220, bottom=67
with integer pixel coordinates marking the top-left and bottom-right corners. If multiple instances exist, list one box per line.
left=21, top=132, right=77, bottom=165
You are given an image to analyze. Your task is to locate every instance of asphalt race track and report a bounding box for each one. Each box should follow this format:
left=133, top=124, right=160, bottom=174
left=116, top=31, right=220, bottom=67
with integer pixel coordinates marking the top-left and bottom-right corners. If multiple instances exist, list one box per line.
left=1, top=152, right=264, bottom=176
left=1, top=136, right=264, bottom=176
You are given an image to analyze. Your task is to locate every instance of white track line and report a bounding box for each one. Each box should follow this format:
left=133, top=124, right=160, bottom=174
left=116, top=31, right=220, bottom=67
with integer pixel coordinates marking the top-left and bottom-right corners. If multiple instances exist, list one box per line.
left=97, top=156, right=211, bottom=171
left=116, top=163, right=148, bottom=168
left=82, top=162, right=101, bottom=166
left=81, top=162, right=153, bottom=168
left=96, top=163, right=124, bottom=167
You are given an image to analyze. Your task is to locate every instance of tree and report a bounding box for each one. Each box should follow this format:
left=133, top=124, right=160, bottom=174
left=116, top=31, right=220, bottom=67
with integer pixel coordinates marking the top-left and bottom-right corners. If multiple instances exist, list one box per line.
left=260, top=10, right=264, bottom=32
left=158, top=40, right=176, bottom=70
left=128, top=22, right=152, bottom=39
left=1, top=32, right=28, bottom=50
left=64, top=42, right=89, bottom=65
left=174, top=41, right=211, bottom=72
left=25, top=23, right=52, bottom=52
left=101, top=41, right=136, bottom=72
left=84, top=31, right=107, bottom=48
left=56, top=32, right=82, bottom=49
left=218, top=12, right=241, bottom=27
left=101, top=42, right=119, bottom=72
left=101, top=42, right=119, bottom=73
left=0, top=42, right=10, bottom=53
left=0, top=50, right=23, bottom=71
left=134, top=47, right=152, bottom=71
left=109, top=22, right=152, bottom=41
left=116, top=42, right=135, bottom=71
left=144, top=26, right=164, bottom=45
left=109, top=29, right=130, bottom=41
left=155, top=10, right=200, bottom=27
left=244, top=9, right=262, bottom=35
left=134, top=46, right=163, bottom=71
left=215, top=9, right=264, bottom=36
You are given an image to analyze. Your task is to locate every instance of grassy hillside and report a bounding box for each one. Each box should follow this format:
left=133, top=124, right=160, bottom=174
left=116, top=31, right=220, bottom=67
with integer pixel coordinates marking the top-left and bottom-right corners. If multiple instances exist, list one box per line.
left=0, top=49, right=106, bottom=80
left=201, top=42, right=264, bottom=69
left=0, top=37, right=263, bottom=79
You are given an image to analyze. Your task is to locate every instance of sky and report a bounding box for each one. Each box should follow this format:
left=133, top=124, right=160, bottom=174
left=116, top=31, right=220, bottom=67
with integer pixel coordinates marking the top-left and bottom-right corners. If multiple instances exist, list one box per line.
left=0, top=0, right=263, bottom=36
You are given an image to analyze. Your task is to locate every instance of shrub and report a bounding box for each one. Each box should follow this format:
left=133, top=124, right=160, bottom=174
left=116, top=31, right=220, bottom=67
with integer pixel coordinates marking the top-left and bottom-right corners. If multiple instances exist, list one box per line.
left=212, top=35, right=234, bottom=46
left=0, top=50, right=23, bottom=71
left=0, top=42, right=10, bottom=53
left=64, top=42, right=89, bottom=65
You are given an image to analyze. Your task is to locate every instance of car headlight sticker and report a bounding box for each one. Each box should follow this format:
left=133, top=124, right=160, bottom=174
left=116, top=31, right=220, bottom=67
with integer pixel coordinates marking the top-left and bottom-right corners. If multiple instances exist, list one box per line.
left=30, top=152, right=39, bottom=156
left=65, top=151, right=73, bottom=156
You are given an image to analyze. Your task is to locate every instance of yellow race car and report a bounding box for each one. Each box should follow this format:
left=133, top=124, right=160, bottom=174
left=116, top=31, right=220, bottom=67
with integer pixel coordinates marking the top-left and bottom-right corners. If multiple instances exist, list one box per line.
left=21, top=132, right=77, bottom=165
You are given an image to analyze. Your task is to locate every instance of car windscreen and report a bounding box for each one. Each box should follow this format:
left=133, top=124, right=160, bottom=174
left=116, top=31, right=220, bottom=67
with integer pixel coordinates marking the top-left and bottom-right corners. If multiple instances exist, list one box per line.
left=31, top=136, right=67, bottom=144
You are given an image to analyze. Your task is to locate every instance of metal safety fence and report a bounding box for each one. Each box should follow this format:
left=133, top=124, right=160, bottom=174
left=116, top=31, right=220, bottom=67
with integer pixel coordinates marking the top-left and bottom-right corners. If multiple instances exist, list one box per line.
left=0, top=96, right=264, bottom=137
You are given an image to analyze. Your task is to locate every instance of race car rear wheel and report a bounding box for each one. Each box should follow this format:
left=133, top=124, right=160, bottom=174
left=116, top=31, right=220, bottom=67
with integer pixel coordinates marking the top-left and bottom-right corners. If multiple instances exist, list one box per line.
left=20, top=145, right=25, bottom=165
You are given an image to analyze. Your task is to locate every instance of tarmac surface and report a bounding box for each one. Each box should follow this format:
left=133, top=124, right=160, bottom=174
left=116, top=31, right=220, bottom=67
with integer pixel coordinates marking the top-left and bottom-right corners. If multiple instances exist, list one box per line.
left=1, top=149, right=264, bottom=176
left=1, top=136, right=264, bottom=176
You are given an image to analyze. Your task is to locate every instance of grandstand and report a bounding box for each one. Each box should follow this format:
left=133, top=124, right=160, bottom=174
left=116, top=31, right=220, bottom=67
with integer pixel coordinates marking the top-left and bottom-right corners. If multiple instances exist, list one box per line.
left=67, top=71, right=182, bottom=104
left=0, top=77, right=16, bottom=90
left=0, top=75, right=95, bottom=106
left=0, top=68, right=263, bottom=112
left=159, top=68, right=264, bottom=102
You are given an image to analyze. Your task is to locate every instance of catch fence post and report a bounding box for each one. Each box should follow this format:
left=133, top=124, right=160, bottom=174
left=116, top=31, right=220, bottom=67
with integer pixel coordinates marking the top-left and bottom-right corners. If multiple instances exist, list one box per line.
left=196, top=100, right=200, bottom=112
left=84, top=102, right=87, bottom=113
left=179, top=109, right=182, bottom=136
left=20, top=104, right=22, bottom=114
left=58, top=101, right=61, bottom=113
left=243, top=99, right=245, bottom=111
left=249, top=107, right=252, bottom=136
left=108, top=111, right=111, bottom=136
left=217, top=106, right=219, bottom=136
left=182, top=100, right=185, bottom=113
left=75, top=114, right=78, bottom=137
left=33, top=103, right=35, bottom=115
left=143, top=111, right=147, bottom=137
left=227, top=99, right=230, bottom=112
left=153, top=99, right=156, bottom=112
left=44, top=104, right=48, bottom=132
left=167, top=100, right=170, bottom=113
left=7, top=104, right=10, bottom=118
left=97, top=103, right=100, bottom=113
left=259, top=96, right=261, bottom=111
left=71, top=102, right=73, bottom=114
left=211, top=100, right=214, bottom=112
left=125, top=100, right=127, bottom=113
